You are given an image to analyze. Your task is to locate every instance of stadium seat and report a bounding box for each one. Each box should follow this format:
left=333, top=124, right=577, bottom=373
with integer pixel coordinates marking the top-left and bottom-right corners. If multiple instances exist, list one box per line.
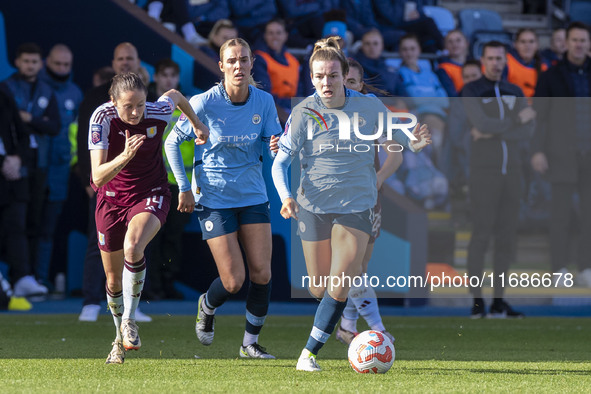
left=570, top=0, right=591, bottom=25
left=423, top=6, right=456, bottom=37
left=470, top=31, right=513, bottom=59
left=457, top=8, right=504, bottom=39
left=0, top=11, right=16, bottom=81
left=458, top=8, right=512, bottom=59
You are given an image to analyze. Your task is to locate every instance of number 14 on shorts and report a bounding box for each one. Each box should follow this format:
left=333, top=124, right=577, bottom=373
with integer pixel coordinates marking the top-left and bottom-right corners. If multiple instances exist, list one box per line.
left=145, top=195, right=164, bottom=211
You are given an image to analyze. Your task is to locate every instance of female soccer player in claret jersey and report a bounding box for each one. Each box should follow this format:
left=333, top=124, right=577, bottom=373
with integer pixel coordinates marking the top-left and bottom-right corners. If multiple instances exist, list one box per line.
left=165, top=38, right=281, bottom=359
left=272, top=37, right=431, bottom=371
left=89, top=72, right=208, bottom=364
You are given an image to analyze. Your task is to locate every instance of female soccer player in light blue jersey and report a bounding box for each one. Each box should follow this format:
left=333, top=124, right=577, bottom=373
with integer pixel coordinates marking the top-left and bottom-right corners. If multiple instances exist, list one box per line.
left=272, top=37, right=432, bottom=371
left=165, top=38, right=281, bottom=359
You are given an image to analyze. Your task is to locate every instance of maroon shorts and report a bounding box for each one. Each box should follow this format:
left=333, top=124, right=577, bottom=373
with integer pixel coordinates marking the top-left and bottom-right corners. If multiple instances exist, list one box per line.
left=95, top=192, right=171, bottom=252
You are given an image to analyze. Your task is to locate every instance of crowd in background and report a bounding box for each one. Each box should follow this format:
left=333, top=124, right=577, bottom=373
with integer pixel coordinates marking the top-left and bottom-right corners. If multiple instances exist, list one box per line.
left=1, top=0, right=590, bottom=312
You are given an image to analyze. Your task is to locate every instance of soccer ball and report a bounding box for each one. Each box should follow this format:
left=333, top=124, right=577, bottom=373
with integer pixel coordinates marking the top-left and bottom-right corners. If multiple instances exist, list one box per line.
left=348, top=330, right=395, bottom=374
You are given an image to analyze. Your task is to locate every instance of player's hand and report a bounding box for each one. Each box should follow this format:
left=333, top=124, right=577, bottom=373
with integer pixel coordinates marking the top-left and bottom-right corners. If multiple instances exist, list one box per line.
left=19, top=111, right=32, bottom=123
left=470, top=127, right=492, bottom=141
left=1, top=155, right=21, bottom=180
left=270, top=135, right=280, bottom=154
left=192, top=120, right=209, bottom=145
left=280, top=197, right=298, bottom=220
left=178, top=190, right=195, bottom=213
left=122, top=130, right=145, bottom=160
left=531, top=152, right=548, bottom=174
left=409, top=123, right=431, bottom=151
left=518, top=106, right=536, bottom=124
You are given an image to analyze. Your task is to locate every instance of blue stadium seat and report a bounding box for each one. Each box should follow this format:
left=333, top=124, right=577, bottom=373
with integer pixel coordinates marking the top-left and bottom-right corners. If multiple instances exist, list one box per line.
left=0, top=11, right=16, bottom=81
left=458, top=8, right=504, bottom=40
left=471, top=31, right=513, bottom=59
left=570, top=0, right=591, bottom=25
left=458, top=9, right=512, bottom=59
left=423, top=6, right=456, bottom=37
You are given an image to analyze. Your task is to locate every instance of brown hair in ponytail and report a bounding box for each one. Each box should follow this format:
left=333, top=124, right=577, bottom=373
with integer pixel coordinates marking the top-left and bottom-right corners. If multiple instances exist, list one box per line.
left=309, top=36, right=349, bottom=76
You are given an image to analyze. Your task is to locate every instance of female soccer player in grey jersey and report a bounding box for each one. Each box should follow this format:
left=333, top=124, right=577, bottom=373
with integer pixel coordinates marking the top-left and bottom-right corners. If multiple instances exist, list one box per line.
left=272, top=37, right=431, bottom=371
left=89, top=72, right=208, bottom=364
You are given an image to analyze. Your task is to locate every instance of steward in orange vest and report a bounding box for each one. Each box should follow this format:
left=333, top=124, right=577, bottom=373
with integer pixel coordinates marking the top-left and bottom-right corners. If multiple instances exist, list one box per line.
left=506, top=50, right=549, bottom=97
left=254, top=49, right=300, bottom=98
left=437, top=58, right=464, bottom=96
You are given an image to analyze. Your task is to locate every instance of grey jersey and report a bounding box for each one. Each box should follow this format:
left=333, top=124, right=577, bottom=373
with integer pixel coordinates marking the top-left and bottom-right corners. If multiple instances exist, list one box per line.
left=279, top=89, right=413, bottom=214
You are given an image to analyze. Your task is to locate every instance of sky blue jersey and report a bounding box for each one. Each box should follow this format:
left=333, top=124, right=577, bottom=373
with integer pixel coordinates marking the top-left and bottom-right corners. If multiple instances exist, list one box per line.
left=278, top=89, right=413, bottom=214
left=173, top=84, right=282, bottom=208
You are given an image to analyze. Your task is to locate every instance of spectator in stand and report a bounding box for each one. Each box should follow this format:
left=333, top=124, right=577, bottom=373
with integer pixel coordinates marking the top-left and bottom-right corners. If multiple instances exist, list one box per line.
left=440, top=60, right=482, bottom=195
left=77, top=42, right=155, bottom=322
left=396, top=34, right=449, bottom=161
left=541, top=28, right=567, bottom=66
left=187, top=0, right=230, bottom=38
left=372, top=0, right=444, bottom=53
left=437, top=30, right=470, bottom=97
left=463, top=41, right=534, bottom=318
left=0, top=82, right=41, bottom=300
left=253, top=19, right=301, bottom=113
left=353, top=29, right=402, bottom=97
left=276, top=0, right=334, bottom=48
left=93, top=67, right=116, bottom=88
left=35, top=44, right=83, bottom=291
left=341, top=0, right=404, bottom=50
left=146, top=0, right=208, bottom=46
left=1, top=42, right=61, bottom=299
left=532, top=22, right=591, bottom=287
left=506, top=29, right=549, bottom=98
left=145, top=59, right=190, bottom=300
left=228, top=0, right=278, bottom=46
left=137, top=65, right=151, bottom=87
left=201, top=19, right=239, bottom=62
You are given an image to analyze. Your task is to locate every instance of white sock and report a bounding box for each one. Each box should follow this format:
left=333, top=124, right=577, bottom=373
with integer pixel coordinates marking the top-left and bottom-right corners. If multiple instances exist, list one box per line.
left=341, top=297, right=359, bottom=332
left=202, top=293, right=216, bottom=314
left=350, top=283, right=386, bottom=332
left=122, top=258, right=146, bottom=321
left=147, top=1, right=163, bottom=21
left=340, top=316, right=358, bottom=333
left=106, top=287, right=123, bottom=340
left=242, top=332, right=258, bottom=347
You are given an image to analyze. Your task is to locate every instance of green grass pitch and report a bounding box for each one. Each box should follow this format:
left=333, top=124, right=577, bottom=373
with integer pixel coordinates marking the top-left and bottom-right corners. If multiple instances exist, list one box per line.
left=0, top=314, right=589, bottom=392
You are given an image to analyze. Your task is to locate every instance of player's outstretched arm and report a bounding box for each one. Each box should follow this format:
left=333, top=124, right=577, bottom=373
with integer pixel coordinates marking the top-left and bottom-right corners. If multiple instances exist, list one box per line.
left=163, top=89, right=209, bottom=145
left=91, top=130, right=144, bottom=187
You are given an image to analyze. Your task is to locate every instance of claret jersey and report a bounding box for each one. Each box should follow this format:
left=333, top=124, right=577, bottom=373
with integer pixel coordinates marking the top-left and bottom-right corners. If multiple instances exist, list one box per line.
left=88, top=95, right=174, bottom=206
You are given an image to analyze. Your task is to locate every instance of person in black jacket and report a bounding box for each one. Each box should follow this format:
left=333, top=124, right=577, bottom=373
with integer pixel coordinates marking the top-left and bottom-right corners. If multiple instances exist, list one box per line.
left=1, top=42, right=60, bottom=298
left=531, top=22, right=591, bottom=287
left=0, top=88, right=37, bottom=297
left=462, top=41, right=535, bottom=318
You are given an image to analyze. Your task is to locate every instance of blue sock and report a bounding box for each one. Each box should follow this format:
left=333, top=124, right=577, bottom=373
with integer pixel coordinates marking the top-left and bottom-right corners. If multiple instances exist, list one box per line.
left=205, top=277, right=232, bottom=309
left=243, top=280, right=271, bottom=346
left=305, top=294, right=347, bottom=355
